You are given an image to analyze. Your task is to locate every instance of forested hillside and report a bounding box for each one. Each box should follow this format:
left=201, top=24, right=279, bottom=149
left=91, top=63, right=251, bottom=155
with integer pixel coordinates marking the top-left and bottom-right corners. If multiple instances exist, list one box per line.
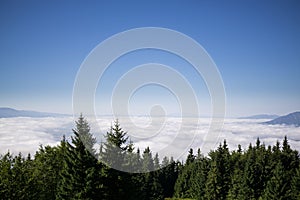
left=0, top=116, right=300, bottom=200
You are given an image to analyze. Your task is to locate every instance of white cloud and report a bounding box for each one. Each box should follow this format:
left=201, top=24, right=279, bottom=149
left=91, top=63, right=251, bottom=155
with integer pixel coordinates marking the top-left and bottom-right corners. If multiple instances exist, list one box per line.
left=1, top=116, right=299, bottom=162
left=0, top=117, right=74, bottom=156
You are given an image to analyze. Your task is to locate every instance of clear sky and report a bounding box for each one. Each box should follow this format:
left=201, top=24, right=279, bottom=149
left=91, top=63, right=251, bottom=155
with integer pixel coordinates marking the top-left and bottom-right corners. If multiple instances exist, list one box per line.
left=0, top=0, right=299, bottom=117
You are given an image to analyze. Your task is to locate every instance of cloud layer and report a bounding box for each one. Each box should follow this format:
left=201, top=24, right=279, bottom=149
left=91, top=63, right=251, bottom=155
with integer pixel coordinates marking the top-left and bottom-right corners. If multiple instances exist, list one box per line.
left=1, top=116, right=300, bottom=161
left=0, top=117, right=74, bottom=155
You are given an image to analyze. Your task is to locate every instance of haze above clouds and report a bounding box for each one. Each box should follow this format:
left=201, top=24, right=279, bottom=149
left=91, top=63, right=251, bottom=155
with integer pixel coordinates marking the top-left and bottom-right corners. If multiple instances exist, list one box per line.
left=1, top=116, right=299, bottom=160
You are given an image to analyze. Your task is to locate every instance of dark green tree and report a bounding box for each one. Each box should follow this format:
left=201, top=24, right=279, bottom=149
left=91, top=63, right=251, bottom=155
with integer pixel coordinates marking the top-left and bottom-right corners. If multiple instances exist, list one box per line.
left=262, top=161, right=291, bottom=200
left=186, top=148, right=195, bottom=165
left=205, top=141, right=231, bottom=200
left=204, top=161, right=221, bottom=200
left=159, top=157, right=179, bottom=198
left=189, top=155, right=209, bottom=200
left=101, top=119, right=130, bottom=200
left=31, top=144, right=65, bottom=200
left=227, top=168, right=245, bottom=200
left=102, top=119, right=128, bottom=169
left=56, top=115, right=103, bottom=200
left=0, top=152, right=14, bottom=199
left=291, top=166, right=300, bottom=200
left=139, top=147, right=164, bottom=200
left=174, top=148, right=198, bottom=199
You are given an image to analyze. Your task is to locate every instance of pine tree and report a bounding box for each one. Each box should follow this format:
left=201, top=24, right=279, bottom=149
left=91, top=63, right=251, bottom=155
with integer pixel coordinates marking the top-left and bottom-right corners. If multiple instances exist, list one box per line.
left=76, top=114, right=97, bottom=156
left=0, top=152, right=13, bottom=199
left=262, top=162, right=291, bottom=200
left=173, top=149, right=197, bottom=199
left=159, top=157, right=179, bottom=198
left=102, top=119, right=128, bottom=169
left=227, top=168, right=245, bottom=200
left=189, top=156, right=209, bottom=200
left=291, top=166, right=300, bottom=200
left=186, top=148, right=195, bottom=165
left=139, top=147, right=164, bottom=200
left=204, top=161, right=221, bottom=200
left=31, top=144, right=64, bottom=200
left=154, top=153, right=160, bottom=170
left=142, top=147, right=155, bottom=172
left=56, top=115, right=103, bottom=200
left=123, top=140, right=138, bottom=172
left=240, top=142, right=264, bottom=199
left=101, top=119, right=130, bottom=200
left=204, top=141, right=231, bottom=200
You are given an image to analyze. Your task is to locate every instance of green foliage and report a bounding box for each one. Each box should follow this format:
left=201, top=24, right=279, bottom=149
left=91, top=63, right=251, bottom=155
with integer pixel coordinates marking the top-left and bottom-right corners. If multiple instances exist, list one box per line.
left=102, top=119, right=129, bottom=170
left=0, top=152, right=36, bottom=199
left=262, top=161, right=291, bottom=200
left=160, top=157, right=180, bottom=198
left=0, top=115, right=300, bottom=200
left=174, top=137, right=300, bottom=200
left=56, top=115, right=104, bottom=199
left=31, top=144, right=64, bottom=199
left=291, top=166, right=300, bottom=200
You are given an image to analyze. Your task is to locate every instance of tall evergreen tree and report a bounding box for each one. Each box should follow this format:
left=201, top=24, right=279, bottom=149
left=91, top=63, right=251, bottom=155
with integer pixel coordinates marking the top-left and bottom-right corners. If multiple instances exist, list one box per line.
left=56, top=115, right=103, bottom=200
left=205, top=141, right=231, bottom=200
left=142, top=147, right=155, bottom=172
left=227, top=168, right=245, bottom=200
left=262, top=161, right=291, bottom=200
left=291, top=166, right=300, bottom=200
left=102, top=119, right=128, bottom=169
left=75, top=114, right=97, bottom=156
left=32, top=144, right=65, bottom=200
left=0, top=152, right=13, bottom=199
left=204, top=161, right=221, bottom=200
left=101, top=119, right=130, bottom=200
left=154, top=153, right=160, bottom=170
left=140, top=147, right=164, bottom=200
left=174, top=148, right=198, bottom=199
left=186, top=148, right=195, bottom=165
left=159, top=157, right=179, bottom=198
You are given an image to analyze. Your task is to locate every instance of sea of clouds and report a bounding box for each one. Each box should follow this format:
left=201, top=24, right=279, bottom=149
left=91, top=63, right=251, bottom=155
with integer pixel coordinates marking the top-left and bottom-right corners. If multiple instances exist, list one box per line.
left=0, top=116, right=300, bottom=161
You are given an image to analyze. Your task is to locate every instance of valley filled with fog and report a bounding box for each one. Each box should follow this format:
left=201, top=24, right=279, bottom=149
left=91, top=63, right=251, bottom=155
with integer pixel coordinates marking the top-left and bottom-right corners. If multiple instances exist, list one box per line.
left=1, top=116, right=299, bottom=160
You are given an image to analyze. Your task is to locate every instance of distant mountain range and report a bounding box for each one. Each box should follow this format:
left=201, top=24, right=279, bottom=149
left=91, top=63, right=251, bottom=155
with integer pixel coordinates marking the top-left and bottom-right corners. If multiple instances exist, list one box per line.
left=1, top=108, right=300, bottom=127
left=239, top=114, right=279, bottom=119
left=0, top=107, right=68, bottom=118
left=264, top=112, right=300, bottom=127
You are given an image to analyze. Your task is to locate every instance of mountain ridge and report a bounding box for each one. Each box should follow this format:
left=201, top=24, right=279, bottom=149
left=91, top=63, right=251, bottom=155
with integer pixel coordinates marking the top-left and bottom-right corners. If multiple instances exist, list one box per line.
left=0, top=107, right=68, bottom=118
left=264, top=111, right=300, bottom=127
left=239, top=114, right=279, bottom=119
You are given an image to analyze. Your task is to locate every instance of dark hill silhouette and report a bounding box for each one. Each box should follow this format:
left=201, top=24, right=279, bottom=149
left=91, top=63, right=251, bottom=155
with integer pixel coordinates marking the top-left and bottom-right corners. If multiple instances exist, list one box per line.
left=264, top=112, right=300, bottom=127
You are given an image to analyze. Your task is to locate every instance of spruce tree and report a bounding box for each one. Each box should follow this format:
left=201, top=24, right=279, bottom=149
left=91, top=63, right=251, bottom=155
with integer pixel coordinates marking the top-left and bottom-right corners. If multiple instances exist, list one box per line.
left=159, top=157, right=178, bottom=198
left=56, top=115, right=103, bottom=200
left=32, top=144, right=64, bottom=200
left=186, top=148, right=195, bottom=165
left=154, top=153, right=160, bottom=170
left=102, top=119, right=128, bottom=169
left=205, top=141, right=231, bottom=200
left=189, top=156, right=209, bottom=200
left=140, top=147, right=163, bottom=200
left=291, top=166, right=300, bottom=200
left=227, top=168, right=245, bottom=200
left=262, top=162, right=291, bottom=200
left=204, top=161, right=221, bottom=200
left=101, top=119, right=130, bottom=199
left=0, top=152, right=13, bottom=199
left=142, top=147, right=155, bottom=172
left=174, top=149, right=197, bottom=199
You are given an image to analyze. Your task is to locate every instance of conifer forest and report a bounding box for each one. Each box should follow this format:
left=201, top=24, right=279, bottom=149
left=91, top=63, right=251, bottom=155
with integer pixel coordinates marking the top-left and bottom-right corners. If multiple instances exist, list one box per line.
left=1, top=115, right=300, bottom=200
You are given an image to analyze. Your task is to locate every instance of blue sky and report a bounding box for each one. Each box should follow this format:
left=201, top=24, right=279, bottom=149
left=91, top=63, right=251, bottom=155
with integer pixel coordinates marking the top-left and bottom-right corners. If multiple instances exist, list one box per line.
left=0, top=0, right=299, bottom=117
